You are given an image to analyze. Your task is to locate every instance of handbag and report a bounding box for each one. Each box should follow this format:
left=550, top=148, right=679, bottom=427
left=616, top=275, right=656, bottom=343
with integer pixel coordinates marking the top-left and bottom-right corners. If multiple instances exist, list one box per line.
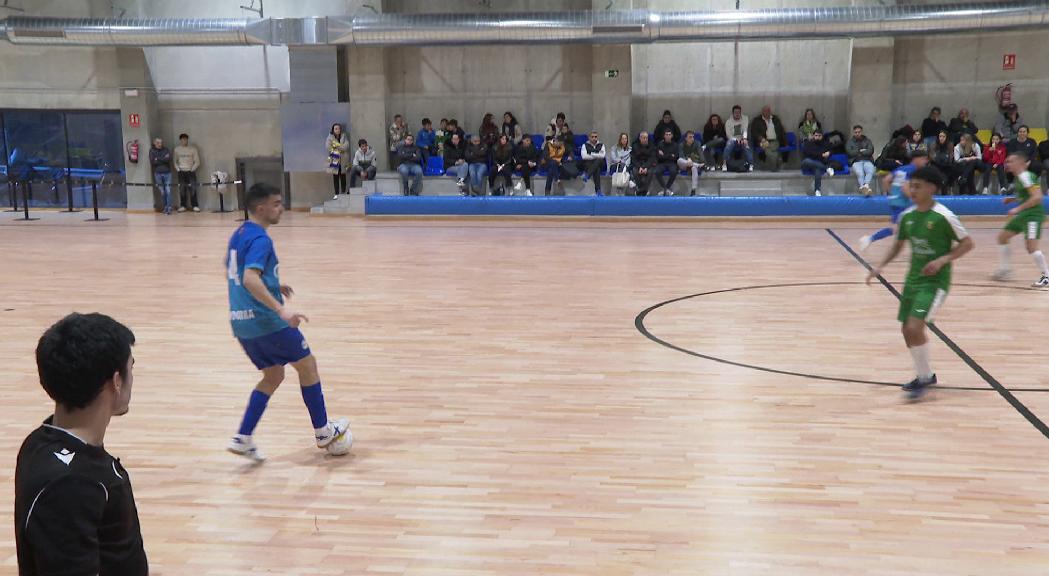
left=612, top=164, right=629, bottom=188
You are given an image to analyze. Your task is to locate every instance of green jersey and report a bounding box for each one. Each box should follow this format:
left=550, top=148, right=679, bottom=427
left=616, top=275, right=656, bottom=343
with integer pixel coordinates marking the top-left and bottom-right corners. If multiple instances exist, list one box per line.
left=897, top=203, right=969, bottom=290
left=1013, top=171, right=1045, bottom=218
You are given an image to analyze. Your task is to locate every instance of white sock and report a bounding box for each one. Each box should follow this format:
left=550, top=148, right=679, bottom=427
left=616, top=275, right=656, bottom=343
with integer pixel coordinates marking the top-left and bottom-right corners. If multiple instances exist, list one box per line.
left=909, top=343, right=933, bottom=382
left=999, top=244, right=1011, bottom=271
left=1033, top=250, right=1049, bottom=276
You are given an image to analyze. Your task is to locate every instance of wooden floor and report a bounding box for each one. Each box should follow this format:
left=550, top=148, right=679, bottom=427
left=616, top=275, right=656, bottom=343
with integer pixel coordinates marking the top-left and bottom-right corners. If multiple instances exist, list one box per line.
left=3, top=211, right=1049, bottom=575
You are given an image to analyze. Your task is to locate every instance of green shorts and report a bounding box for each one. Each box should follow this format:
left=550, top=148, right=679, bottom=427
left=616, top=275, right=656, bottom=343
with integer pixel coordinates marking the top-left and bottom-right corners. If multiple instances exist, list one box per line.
left=1005, top=212, right=1044, bottom=240
left=898, top=283, right=949, bottom=323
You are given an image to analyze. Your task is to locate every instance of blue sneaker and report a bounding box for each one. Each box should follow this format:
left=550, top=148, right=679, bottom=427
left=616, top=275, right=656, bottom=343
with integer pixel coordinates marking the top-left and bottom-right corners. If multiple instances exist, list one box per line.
left=902, top=374, right=937, bottom=401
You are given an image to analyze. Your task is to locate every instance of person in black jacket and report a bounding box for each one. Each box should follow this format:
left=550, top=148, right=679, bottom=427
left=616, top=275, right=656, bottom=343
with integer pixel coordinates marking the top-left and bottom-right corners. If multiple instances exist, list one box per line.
left=149, top=137, right=173, bottom=215
left=652, top=110, right=682, bottom=144
left=513, top=135, right=539, bottom=196
left=395, top=134, right=424, bottom=196
left=800, top=131, right=834, bottom=196
left=920, top=107, right=947, bottom=148
left=750, top=106, right=789, bottom=169
left=443, top=133, right=468, bottom=193
left=702, top=114, right=728, bottom=169
left=488, top=134, right=515, bottom=195
left=630, top=132, right=656, bottom=196
left=654, top=129, right=680, bottom=195
left=465, top=135, right=489, bottom=196
left=947, top=108, right=979, bottom=145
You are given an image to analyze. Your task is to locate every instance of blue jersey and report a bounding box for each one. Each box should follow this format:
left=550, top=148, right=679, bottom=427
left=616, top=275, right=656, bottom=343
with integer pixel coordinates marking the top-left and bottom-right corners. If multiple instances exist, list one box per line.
left=226, top=222, right=288, bottom=339
left=888, top=163, right=917, bottom=209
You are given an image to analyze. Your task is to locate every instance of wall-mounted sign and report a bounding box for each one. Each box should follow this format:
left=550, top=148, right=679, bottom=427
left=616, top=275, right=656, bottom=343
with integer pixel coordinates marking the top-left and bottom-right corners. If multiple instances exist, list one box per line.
left=128, top=113, right=141, bottom=128
left=606, top=69, right=620, bottom=78
left=1003, top=53, right=1016, bottom=71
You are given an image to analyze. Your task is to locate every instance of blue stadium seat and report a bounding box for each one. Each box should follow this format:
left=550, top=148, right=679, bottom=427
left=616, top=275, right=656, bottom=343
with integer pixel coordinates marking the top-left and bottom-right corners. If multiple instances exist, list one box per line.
left=830, top=153, right=850, bottom=175
left=424, top=155, right=444, bottom=176
left=780, top=132, right=798, bottom=157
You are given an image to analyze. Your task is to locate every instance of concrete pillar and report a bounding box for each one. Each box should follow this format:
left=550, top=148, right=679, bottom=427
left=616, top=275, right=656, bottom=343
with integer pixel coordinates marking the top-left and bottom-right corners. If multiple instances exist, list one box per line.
left=847, top=37, right=896, bottom=149
left=116, top=48, right=162, bottom=212
left=592, top=45, right=633, bottom=145
left=347, top=46, right=390, bottom=170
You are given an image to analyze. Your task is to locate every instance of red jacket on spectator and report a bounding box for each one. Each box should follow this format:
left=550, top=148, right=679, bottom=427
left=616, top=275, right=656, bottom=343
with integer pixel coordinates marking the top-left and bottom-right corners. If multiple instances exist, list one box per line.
left=983, top=144, right=1006, bottom=166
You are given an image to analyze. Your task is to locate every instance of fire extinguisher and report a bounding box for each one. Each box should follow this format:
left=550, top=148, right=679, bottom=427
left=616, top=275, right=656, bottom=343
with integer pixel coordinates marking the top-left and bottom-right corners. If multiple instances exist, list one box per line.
left=996, top=83, right=1013, bottom=109
left=126, top=139, right=139, bottom=164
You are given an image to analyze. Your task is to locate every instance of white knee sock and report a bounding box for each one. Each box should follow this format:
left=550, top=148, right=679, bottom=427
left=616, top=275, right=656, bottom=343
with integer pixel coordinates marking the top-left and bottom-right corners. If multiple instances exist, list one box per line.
left=1033, top=250, right=1049, bottom=276
left=999, top=244, right=1011, bottom=271
left=909, top=343, right=933, bottom=381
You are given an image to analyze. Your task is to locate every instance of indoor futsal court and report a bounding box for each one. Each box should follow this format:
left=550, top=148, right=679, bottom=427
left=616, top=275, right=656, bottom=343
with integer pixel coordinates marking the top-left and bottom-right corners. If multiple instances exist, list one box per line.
left=2, top=212, right=1049, bottom=574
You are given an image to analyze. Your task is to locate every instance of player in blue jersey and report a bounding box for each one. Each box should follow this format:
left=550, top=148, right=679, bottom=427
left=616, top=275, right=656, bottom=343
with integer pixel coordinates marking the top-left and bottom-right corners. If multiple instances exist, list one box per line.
left=225, top=183, right=351, bottom=461
left=859, top=150, right=930, bottom=252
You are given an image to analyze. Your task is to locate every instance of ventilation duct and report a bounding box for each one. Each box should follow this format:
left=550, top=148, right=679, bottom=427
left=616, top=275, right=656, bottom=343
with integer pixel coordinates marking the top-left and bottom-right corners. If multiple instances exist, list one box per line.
left=1, top=2, right=1047, bottom=46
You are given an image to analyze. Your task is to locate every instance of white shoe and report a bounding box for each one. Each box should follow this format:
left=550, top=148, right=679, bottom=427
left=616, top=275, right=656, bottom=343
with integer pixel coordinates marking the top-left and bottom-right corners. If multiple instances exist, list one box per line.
left=859, top=235, right=872, bottom=252
left=193, top=206, right=201, bottom=212
left=514, top=181, right=523, bottom=191
left=525, top=189, right=533, bottom=197
left=991, top=269, right=1013, bottom=282
left=333, top=194, right=339, bottom=200
left=748, top=165, right=754, bottom=172
left=227, top=434, right=266, bottom=462
left=721, top=165, right=728, bottom=172
left=1033, top=275, right=1049, bottom=288
left=665, top=189, right=674, bottom=197
left=982, top=186, right=990, bottom=195
left=814, top=190, right=822, bottom=196
left=1000, top=187, right=1009, bottom=194
left=456, top=178, right=465, bottom=187
left=315, top=417, right=351, bottom=450
left=826, top=167, right=835, bottom=177
left=177, top=206, right=187, bottom=213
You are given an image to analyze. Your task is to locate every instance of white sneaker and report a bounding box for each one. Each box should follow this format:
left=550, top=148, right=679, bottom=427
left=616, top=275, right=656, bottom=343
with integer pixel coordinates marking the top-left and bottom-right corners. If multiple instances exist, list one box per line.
left=826, top=167, right=835, bottom=177
left=525, top=189, right=533, bottom=197
left=1033, top=275, right=1049, bottom=288
left=456, top=178, right=465, bottom=187
left=665, top=189, right=674, bottom=197
left=1000, top=187, right=1009, bottom=194
left=332, top=194, right=339, bottom=200
left=982, top=186, right=990, bottom=195
left=514, top=181, right=523, bottom=192
left=859, top=235, right=872, bottom=252
left=991, top=269, right=1013, bottom=282
left=227, top=434, right=265, bottom=462
left=814, top=190, right=822, bottom=197
left=192, top=206, right=201, bottom=212
left=315, top=417, right=351, bottom=449
left=721, top=165, right=728, bottom=172
left=177, top=206, right=186, bottom=213
left=748, top=165, right=754, bottom=172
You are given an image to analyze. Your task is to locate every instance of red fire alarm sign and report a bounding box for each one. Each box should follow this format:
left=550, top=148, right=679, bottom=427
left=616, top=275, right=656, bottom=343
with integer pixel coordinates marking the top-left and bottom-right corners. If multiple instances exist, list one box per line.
left=128, top=113, right=141, bottom=128
left=1003, top=54, right=1016, bottom=71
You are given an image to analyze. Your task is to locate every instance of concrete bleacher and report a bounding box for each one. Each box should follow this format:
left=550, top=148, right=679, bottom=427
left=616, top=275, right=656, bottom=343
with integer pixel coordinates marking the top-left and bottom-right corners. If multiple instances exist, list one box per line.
left=310, top=170, right=878, bottom=215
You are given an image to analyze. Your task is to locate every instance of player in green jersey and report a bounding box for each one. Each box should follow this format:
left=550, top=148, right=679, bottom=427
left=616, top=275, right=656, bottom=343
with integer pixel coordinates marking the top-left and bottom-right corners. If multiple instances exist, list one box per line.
left=991, top=151, right=1049, bottom=287
left=867, top=166, right=975, bottom=400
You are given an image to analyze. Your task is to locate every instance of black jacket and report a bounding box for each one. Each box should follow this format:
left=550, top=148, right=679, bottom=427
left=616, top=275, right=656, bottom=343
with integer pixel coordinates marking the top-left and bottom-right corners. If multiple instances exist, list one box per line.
left=947, top=117, right=978, bottom=143
left=443, top=141, right=466, bottom=170
left=802, top=139, right=828, bottom=161
left=631, top=140, right=656, bottom=168
left=703, top=123, right=728, bottom=145
left=149, top=146, right=171, bottom=173
left=751, top=115, right=787, bottom=144
left=514, top=143, right=539, bottom=166
left=655, top=139, right=679, bottom=164
left=492, top=143, right=514, bottom=165
left=465, top=142, right=489, bottom=164
left=1007, top=138, right=1038, bottom=160
left=396, top=143, right=423, bottom=166
left=921, top=118, right=948, bottom=139
left=652, top=120, right=682, bottom=143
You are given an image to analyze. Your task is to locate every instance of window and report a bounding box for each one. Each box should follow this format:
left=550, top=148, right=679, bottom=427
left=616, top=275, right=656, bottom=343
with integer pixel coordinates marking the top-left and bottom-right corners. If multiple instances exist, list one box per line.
left=65, top=111, right=126, bottom=208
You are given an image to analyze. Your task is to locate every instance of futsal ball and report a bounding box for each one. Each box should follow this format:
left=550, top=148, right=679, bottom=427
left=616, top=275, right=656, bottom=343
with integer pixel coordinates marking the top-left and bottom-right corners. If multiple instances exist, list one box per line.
left=326, top=432, right=353, bottom=456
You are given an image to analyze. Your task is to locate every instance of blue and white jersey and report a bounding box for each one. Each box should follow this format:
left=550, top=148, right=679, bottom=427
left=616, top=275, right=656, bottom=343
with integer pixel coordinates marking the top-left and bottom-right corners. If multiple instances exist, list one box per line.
left=226, top=222, right=288, bottom=340
left=888, top=163, right=918, bottom=209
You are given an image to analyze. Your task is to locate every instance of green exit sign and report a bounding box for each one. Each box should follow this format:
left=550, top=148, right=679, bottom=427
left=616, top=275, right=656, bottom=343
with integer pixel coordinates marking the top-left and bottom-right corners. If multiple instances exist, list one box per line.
left=605, top=69, right=619, bottom=78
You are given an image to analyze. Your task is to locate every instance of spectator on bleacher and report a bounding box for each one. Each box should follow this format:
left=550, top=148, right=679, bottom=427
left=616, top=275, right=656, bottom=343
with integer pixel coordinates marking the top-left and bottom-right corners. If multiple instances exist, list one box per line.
left=1039, top=139, right=1049, bottom=174
left=388, top=114, right=409, bottom=168
left=350, top=139, right=376, bottom=189
left=447, top=119, right=466, bottom=144
left=921, top=107, right=947, bottom=148
left=953, top=133, right=986, bottom=195
left=653, top=110, right=682, bottom=144
left=948, top=108, right=978, bottom=145
left=501, top=112, right=523, bottom=145
left=906, top=129, right=927, bottom=156
left=800, top=130, right=834, bottom=197
left=513, top=135, right=539, bottom=197
left=489, top=134, right=515, bottom=196
left=416, top=118, right=436, bottom=164
left=751, top=105, right=788, bottom=170
left=435, top=118, right=449, bottom=154
left=580, top=131, right=606, bottom=196
left=545, top=112, right=570, bottom=144
left=631, top=131, right=656, bottom=196
left=544, top=136, right=567, bottom=196
left=724, top=105, right=753, bottom=172
left=994, top=104, right=1023, bottom=141
left=149, top=137, right=173, bottom=215
left=654, top=130, right=680, bottom=196
left=929, top=130, right=956, bottom=189
left=443, top=133, right=468, bottom=193
left=847, top=125, right=876, bottom=195
left=465, top=134, right=489, bottom=196
left=702, top=114, right=728, bottom=170
left=607, top=132, right=633, bottom=195
left=798, top=108, right=822, bottom=142
left=678, top=130, right=704, bottom=197
left=1006, top=125, right=1038, bottom=161
left=174, top=133, right=201, bottom=212
left=479, top=113, right=500, bottom=149
left=876, top=136, right=908, bottom=172
left=982, top=133, right=1009, bottom=195
left=396, top=134, right=424, bottom=196
left=326, top=123, right=349, bottom=199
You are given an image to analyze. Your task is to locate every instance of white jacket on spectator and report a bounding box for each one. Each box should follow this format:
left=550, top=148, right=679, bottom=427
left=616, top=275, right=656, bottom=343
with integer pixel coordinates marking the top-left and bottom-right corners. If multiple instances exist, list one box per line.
left=353, top=146, right=377, bottom=168
left=726, top=114, right=750, bottom=141
left=607, top=145, right=631, bottom=170
left=953, top=141, right=982, bottom=162
left=582, top=142, right=606, bottom=161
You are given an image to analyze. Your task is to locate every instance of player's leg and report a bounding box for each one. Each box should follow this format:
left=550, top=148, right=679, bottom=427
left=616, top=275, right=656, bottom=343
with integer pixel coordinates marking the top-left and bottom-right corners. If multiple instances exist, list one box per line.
left=1024, top=219, right=1049, bottom=286
left=289, top=353, right=352, bottom=454
left=860, top=206, right=902, bottom=251
left=993, top=223, right=1022, bottom=280
left=898, top=286, right=943, bottom=399
left=228, top=364, right=284, bottom=461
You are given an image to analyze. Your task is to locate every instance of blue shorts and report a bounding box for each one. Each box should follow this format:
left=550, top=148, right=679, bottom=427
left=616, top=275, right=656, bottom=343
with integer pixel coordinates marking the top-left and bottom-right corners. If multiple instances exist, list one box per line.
left=889, top=204, right=907, bottom=224
left=238, top=327, right=311, bottom=370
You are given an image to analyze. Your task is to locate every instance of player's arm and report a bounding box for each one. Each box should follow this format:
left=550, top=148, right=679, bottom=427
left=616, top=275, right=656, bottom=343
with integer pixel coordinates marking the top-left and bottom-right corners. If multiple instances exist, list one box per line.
left=1008, top=182, right=1043, bottom=215
left=922, top=236, right=974, bottom=276
left=24, top=475, right=106, bottom=575
left=243, top=269, right=307, bottom=326
left=867, top=237, right=906, bottom=285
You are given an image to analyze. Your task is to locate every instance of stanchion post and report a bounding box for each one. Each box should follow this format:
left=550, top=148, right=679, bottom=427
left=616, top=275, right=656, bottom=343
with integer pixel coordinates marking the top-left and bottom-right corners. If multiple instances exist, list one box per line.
left=236, top=179, right=248, bottom=222
left=86, top=180, right=109, bottom=222
left=4, top=180, right=17, bottom=212
left=15, top=181, right=40, bottom=221
left=61, top=175, right=80, bottom=213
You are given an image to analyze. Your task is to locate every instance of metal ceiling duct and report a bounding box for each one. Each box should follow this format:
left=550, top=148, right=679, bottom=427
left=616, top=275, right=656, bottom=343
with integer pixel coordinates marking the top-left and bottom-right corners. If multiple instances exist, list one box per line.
left=1, top=2, right=1047, bottom=47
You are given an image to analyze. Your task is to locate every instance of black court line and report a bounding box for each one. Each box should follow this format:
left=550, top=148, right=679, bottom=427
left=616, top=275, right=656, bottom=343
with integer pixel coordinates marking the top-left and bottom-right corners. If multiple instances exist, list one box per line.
left=826, top=228, right=1049, bottom=440
left=635, top=281, right=1049, bottom=393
